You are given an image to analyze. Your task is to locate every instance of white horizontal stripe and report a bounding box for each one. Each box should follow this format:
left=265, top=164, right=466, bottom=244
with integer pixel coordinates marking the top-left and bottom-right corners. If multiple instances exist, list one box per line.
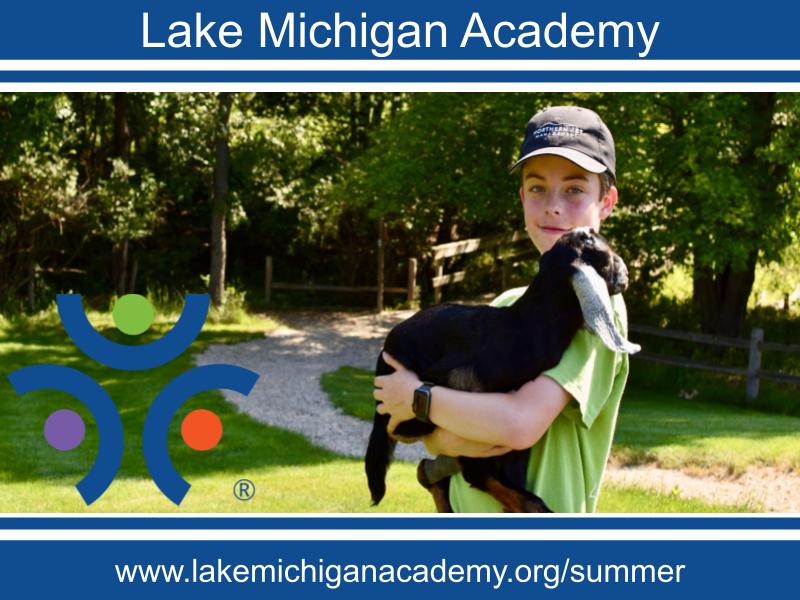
left=1, top=60, right=800, bottom=71
left=4, top=511, right=800, bottom=518
left=2, top=529, right=800, bottom=541
left=4, top=83, right=800, bottom=93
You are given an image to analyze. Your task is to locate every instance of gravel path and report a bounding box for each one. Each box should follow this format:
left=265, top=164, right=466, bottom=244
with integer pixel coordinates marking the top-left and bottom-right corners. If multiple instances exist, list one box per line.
left=605, top=464, right=800, bottom=513
left=196, top=310, right=800, bottom=512
left=195, top=310, right=427, bottom=462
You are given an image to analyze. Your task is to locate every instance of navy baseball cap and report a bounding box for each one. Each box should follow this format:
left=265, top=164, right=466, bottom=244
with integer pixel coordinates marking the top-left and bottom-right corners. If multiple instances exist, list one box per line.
left=509, top=106, right=616, bottom=181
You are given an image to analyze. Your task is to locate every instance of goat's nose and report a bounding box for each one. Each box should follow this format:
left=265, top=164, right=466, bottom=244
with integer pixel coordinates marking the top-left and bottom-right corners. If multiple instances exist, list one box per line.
left=610, top=257, right=629, bottom=294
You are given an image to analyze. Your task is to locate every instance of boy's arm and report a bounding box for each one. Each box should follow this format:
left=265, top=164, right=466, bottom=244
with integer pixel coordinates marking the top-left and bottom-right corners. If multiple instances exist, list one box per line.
left=423, top=428, right=513, bottom=458
left=429, top=374, right=571, bottom=450
left=374, top=353, right=570, bottom=451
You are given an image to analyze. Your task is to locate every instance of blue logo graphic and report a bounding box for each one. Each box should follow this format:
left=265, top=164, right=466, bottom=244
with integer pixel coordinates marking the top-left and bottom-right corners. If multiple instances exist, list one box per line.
left=6, top=294, right=259, bottom=506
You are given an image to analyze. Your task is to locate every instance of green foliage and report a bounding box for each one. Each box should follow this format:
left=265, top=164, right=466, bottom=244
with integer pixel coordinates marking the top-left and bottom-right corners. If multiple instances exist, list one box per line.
left=91, top=158, right=162, bottom=243
left=2, top=91, right=800, bottom=327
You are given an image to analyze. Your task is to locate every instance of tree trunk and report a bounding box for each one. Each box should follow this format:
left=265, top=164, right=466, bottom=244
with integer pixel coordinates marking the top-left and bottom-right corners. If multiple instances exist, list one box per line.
left=693, top=251, right=757, bottom=338
left=113, top=92, right=132, bottom=296
left=210, top=92, right=234, bottom=307
left=129, top=255, right=139, bottom=294
left=26, top=230, right=35, bottom=312
left=116, top=238, right=129, bottom=297
left=691, top=93, right=779, bottom=337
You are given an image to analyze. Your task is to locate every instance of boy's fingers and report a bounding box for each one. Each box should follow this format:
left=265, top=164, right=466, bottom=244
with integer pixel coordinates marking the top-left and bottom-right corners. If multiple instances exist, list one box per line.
left=382, top=352, right=406, bottom=371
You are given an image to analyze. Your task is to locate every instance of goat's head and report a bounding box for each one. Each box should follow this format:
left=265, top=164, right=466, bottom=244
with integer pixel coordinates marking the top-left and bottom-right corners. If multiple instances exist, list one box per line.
left=541, top=227, right=640, bottom=355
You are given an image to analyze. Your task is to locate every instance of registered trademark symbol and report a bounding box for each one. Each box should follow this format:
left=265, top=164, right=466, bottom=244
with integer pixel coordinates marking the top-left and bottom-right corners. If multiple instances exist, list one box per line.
left=233, top=478, right=255, bottom=501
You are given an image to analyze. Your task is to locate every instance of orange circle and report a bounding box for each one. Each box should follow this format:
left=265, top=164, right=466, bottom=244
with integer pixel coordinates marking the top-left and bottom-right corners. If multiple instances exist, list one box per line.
left=181, top=409, right=223, bottom=451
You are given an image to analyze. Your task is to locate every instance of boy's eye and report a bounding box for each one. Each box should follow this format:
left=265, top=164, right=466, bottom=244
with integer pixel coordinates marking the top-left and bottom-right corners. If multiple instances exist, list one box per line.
left=567, top=186, right=585, bottom=194
left=529, top=185, right=545, bottom=193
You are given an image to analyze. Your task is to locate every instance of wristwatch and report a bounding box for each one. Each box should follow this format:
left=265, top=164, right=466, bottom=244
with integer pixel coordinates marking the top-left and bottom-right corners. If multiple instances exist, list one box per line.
left=413, top=382, right=435, bottom=423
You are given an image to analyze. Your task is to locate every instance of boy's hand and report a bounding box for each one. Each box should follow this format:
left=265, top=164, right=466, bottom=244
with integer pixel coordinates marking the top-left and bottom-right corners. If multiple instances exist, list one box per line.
left=374, top=352, right=421, bottom=433
left=424, top=428, right=512, bottom=458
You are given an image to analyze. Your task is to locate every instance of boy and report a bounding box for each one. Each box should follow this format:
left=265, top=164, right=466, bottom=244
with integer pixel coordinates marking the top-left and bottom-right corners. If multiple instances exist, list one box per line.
left=374, top=106, right=629, bottom=512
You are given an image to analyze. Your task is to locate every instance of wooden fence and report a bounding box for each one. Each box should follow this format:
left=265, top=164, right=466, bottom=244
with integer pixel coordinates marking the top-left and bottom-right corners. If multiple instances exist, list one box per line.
left=265, top=221, right=416, bottom=312
left=431, top=230, right=534, bottom=303
left=265, top=256, right=416, bottom=312
left=629, top=324, right=800, bottom=402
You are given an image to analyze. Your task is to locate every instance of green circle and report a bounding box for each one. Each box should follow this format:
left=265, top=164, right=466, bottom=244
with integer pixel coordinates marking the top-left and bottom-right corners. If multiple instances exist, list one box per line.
left=112, top=294, right=154, bottom=335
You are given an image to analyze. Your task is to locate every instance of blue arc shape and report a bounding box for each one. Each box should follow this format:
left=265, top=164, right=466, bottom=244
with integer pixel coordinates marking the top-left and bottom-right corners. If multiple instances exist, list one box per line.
left=56, top=294, right=210, bottom=370
left=142, top=365, right=259, bottom=506
left=7, top=365, right=124, bottom=505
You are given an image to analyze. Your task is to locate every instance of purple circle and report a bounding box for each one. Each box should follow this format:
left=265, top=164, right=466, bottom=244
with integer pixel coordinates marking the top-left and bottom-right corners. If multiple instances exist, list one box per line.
left=44, top=409, right=86, bottom=451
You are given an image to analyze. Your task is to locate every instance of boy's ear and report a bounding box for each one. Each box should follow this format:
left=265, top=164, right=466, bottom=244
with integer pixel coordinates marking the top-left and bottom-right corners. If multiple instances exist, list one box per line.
left=519, top=186, right=525, bottom=204
left=599, top=186, right=618, bottom=221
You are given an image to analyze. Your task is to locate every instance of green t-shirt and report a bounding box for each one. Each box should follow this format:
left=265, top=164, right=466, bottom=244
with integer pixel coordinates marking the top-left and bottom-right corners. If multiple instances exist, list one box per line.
left=448, top=286, right=630, bottom=513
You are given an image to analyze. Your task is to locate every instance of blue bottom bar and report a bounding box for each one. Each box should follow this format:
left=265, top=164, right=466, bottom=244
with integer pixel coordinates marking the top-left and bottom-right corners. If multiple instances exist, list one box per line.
left=0, top=539, right=795, bottom=597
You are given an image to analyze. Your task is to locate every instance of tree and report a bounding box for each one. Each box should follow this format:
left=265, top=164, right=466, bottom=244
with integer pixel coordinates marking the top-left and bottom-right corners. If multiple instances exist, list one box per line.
left=210, top=92, right=234, bottom=306
left=612, top=93, right=800, bottom=336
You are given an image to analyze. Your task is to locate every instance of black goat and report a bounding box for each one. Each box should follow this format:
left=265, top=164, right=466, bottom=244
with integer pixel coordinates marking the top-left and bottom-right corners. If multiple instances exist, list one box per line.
left=365, top=228, right=640, bottom=512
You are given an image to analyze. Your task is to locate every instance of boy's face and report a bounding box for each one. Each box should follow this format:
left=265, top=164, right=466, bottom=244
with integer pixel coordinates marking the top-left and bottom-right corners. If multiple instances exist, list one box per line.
left=519, top=154, right=617, bottom=254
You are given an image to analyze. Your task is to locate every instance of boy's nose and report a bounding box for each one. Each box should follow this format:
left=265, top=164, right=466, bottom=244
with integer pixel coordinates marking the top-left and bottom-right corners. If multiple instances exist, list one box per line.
left=544, top=196, right=561, bottom=215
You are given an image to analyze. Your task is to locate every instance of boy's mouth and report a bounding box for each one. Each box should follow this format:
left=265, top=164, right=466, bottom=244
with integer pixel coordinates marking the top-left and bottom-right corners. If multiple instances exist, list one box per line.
left=540, top=226, right=571, bottom=234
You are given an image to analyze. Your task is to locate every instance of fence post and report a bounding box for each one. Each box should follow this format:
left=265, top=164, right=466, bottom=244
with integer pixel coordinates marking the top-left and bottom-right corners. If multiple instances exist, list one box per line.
left=265, top=256, right=273, bottom=304
left=746, top=327, right=763, bottom=403
left=376, top=220, right=385, bottom=313
left=407, top=258, right=417, bottom=306
left=433, top=259, right=443, bottom=304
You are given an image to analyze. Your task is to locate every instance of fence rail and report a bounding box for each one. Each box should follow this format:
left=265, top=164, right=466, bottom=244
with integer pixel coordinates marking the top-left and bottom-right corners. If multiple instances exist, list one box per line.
left=431, top=230, right=532, bottom=303
left=629, top=324, right=800, bottom=402
left=265, top=255, right=417, bottom=312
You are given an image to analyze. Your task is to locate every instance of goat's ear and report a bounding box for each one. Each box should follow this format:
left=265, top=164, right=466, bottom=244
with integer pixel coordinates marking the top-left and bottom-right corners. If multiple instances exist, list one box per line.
left=570, top=263, right=641, bottom=355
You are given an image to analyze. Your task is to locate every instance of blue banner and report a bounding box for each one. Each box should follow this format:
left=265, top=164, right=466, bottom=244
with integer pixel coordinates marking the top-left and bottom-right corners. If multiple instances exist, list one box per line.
left=0, top=0, right=797, bottom=60
left=1, top=536, right=797, bottom=597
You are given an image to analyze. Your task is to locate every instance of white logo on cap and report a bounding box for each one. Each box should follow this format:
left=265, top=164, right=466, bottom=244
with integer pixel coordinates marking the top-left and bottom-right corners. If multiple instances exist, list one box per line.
left=533, top=122, right=583, bottom=140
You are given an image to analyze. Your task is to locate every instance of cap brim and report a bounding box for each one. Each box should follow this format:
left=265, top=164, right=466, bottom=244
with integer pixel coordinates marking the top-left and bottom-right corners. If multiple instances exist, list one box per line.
left=508, top=147, right=608, bottom=175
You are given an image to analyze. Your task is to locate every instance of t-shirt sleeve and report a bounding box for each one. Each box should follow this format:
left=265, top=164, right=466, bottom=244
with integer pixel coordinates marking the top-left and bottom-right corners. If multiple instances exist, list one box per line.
left=543, top=328, right=621, bottom=429
left=490, top=287, right=528, bottom=308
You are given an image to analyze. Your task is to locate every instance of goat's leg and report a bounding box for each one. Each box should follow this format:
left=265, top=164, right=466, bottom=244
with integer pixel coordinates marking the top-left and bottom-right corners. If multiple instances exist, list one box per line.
left=416, top=459, right=455, bottom=513
left=460, top=458, right=552, bottom=513
left=483, top=477, right=552, bottom=513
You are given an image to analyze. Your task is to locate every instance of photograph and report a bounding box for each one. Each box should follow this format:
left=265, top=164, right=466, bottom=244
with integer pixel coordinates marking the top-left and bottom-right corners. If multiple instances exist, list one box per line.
left=1, top=91, right=798, bottom=514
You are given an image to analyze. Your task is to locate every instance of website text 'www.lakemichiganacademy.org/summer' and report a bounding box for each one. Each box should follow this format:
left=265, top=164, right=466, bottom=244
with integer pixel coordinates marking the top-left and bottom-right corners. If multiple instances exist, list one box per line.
left=115, top=556, right=686, bottom=590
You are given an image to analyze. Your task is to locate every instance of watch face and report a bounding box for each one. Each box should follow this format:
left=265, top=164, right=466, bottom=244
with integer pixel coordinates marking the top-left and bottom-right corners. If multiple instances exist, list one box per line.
left=413, top=386, right=431, bottom=421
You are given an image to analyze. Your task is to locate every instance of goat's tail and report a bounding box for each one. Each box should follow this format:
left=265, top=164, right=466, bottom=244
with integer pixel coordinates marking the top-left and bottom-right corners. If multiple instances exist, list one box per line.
left=365, top=409, right=397, bottom=505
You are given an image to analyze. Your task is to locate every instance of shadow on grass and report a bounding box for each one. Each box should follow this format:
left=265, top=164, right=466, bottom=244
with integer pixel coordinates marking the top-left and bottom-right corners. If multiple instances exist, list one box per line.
left=616, top=387, right=800, bottom=443
left=0, top=319, right=339, bottom=486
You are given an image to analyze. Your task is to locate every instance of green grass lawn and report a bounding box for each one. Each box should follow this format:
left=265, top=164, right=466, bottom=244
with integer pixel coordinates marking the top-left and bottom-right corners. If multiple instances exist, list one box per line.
left=613, top=388, right=800, bottom=474
left=0, top=308, right=773, bottom=513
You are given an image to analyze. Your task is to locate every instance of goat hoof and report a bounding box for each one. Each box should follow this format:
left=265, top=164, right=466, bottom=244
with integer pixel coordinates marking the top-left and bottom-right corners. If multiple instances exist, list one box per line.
left=417, top=460, right=434, bottom=489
